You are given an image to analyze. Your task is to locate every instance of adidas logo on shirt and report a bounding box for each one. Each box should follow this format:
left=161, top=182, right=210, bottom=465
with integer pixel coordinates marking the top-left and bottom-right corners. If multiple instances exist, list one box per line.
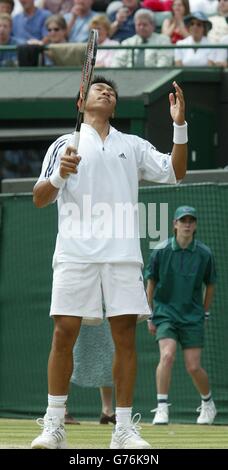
left=118, top=153, right=127, bottom=159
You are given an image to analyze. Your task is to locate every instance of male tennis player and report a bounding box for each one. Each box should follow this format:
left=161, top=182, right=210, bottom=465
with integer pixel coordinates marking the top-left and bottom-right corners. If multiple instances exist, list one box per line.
left=31, top=76, right=187, bottom=449
left=146, top=206, right=217, bottom=425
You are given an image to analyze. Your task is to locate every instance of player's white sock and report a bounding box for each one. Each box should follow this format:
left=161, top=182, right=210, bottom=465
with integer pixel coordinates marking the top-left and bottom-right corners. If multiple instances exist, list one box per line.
left=115, top=407, right=132, bottom=427
left=46, top=394, right=67, bottom=419
left=157, top=394, right=168, bottom=405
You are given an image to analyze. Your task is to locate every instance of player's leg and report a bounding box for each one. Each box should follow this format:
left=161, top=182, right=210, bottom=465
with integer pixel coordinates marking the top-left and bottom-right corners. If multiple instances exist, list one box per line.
left=48, top=315, right=82, bottom=394
left=184, top=348, right=216, bottom=424
left=109, top=315, right=152, bottom=448
left=103, top=262, right=151, bottom=448
left=31, top=315, right=81, bottom=449
left=152, top=336, right=177, bottom=425
left=109, top=314, right=137, bottom=408
left=31, top=262, right=103, bottom=448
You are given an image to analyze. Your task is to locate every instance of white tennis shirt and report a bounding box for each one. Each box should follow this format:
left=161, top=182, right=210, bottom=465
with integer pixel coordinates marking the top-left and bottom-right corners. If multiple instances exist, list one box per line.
left=37, top=123, right=177, bottom=264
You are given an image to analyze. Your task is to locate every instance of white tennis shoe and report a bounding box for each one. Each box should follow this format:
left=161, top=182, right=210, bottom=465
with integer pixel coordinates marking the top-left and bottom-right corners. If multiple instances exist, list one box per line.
left=151, top=403, right=170, bottom=425
left=196, top=400, right=217, bottom=425
left=110, top=413, right=151, bottom=449
left=31, top=414, right=67, bottom=449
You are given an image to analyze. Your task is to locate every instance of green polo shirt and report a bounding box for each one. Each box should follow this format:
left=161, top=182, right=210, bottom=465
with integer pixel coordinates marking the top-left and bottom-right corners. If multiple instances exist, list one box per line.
left=145, top=237, right=216, bottom=325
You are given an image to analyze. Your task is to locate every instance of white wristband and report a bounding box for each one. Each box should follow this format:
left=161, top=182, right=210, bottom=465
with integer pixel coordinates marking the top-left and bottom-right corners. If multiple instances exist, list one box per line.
left=173, top=121, right=188, bottom=144
left=205, top=311, right=210, bottom=319
left=49, top=168, right=66, bottom=189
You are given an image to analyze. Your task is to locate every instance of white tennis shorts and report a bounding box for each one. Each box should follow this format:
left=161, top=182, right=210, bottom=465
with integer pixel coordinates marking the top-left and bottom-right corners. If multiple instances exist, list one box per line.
left=50, top=262, right=150, bottom=325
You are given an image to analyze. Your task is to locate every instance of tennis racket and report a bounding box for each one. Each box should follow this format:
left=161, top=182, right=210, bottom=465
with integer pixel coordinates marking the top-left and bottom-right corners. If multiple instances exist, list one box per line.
left=69, top=29, right=98, bottom=149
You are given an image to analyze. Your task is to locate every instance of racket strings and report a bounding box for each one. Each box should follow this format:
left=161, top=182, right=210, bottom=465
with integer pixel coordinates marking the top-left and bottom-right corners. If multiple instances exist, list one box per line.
left=78, top=30, right=98, bottom=112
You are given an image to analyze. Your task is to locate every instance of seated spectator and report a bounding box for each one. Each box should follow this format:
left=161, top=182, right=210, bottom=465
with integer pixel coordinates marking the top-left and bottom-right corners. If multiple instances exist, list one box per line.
left=208, top=0, right=228, bottom=43
left=64, top=0, right=98, bottom=43
left=41, top=14, right=68, bottom=63
left=113, top=8, right=173, bottom=67
left=89, top=14, right=119, bottom=66
left=0, top=0, right=14, bottom=14
left=175, top=11, right=215, bottom=66
left=0, top=12, right=18, bottom=65
left=162, top=0, right=190, bottom=43
left=108, top=0, right=139, bottom=42
left=45, top=13, right=67, bottom=42
left=12, top=0, right=51, bottom=42
left=213, top=33, right=228, bottom=66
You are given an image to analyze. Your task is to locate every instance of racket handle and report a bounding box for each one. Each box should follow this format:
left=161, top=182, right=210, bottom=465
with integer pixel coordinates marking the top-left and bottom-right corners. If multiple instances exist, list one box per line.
left=69, top=131, right=80, bottom=149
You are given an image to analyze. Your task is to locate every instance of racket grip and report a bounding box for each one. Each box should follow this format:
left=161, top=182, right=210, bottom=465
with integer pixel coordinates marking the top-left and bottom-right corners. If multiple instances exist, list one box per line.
left=69, top=131, right=80, bottom=149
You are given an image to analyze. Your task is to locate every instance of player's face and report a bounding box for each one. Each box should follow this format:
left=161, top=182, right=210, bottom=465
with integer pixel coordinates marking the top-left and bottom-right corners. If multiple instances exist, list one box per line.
left=174, top=216, right=197, bottom=237
left=85, top=83, right=117, bottom=116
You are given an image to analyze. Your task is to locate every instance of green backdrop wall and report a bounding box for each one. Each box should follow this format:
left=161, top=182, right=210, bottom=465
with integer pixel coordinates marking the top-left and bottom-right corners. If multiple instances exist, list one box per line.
left=0, top=184, right=227, bottom=423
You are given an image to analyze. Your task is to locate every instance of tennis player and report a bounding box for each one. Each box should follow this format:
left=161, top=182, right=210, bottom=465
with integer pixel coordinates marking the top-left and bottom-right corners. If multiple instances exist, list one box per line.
left=31, top=76, right=187, bottom=449
left=146, top=206, right=217, bottom=425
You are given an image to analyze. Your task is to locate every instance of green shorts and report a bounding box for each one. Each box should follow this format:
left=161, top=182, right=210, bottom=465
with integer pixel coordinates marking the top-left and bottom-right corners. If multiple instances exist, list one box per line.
left=155, top=321, right=204, bottom=349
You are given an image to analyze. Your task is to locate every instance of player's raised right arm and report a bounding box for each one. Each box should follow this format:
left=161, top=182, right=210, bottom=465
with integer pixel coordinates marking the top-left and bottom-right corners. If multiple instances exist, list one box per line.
left=33, top=180, right=59, bottom=208
left=33, top=146, right=81, bottom=208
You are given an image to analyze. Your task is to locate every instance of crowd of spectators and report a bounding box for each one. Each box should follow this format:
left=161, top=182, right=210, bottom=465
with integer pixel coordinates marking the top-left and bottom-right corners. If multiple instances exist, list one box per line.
left=0, top=0, right=227, bottom=180
left=0, top=0, right=227, bottom=68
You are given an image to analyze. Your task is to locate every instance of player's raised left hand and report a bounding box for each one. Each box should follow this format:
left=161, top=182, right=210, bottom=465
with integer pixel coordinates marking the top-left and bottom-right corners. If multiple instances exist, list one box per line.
left=169, top=81, right=185, bottom=126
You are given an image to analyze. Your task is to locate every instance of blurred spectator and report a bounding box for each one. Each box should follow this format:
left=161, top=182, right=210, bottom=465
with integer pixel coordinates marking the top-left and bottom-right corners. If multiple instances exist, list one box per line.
left=162, top=0, right=190, bottom=43
left=208, top=0, right=228, bottom=43
left=41, top=14, right=68, bottom=64
left=0, top=12, right=18, bottom=65
left=0, top=0, right=14, bottom=14
left=213, top=33, right=228, bottom=65
left=175, top=11, right=215, bottom=65
left=108, top=0, right=139, bottom=42
left=89, top=14, right=119, bottom=66
left=12, top=0, right=51, bottom=42
left=64, top=0, right=98, bottom=42
left=114, top=8, right=173, bottom=66
left=45, top=13, right=68, bottom=42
